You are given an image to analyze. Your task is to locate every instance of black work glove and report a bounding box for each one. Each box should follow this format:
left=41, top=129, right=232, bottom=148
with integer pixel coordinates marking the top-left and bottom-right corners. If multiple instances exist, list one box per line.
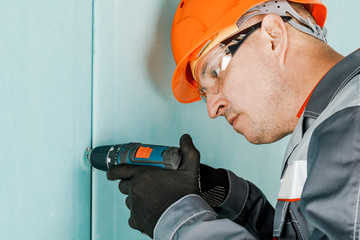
left=107, top=134, right=201, bottom=238
left=200, top=164, right=229, bottom=208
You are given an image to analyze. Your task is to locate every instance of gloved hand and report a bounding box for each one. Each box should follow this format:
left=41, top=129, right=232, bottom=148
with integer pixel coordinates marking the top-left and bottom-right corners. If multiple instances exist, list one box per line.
left=200, top=164, right=229, bottom=208
left=107, top=134, right=201, bottom=238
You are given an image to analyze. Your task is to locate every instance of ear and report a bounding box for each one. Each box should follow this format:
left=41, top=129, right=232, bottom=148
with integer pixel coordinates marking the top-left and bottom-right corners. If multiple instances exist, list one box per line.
left=260, top=14, right=288, bottom=65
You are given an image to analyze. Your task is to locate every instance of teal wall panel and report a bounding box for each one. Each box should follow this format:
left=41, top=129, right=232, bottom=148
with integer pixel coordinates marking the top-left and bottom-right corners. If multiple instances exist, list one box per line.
left=324, top=0, right=360, bottom=55
left=2, top=0, right=356, bottom=239
left=0, top=1, right=92, bottom=239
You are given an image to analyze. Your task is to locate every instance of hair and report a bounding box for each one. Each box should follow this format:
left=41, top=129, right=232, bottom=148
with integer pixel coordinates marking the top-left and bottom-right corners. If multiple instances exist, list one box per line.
left=288, top=1, right=317, bottom=25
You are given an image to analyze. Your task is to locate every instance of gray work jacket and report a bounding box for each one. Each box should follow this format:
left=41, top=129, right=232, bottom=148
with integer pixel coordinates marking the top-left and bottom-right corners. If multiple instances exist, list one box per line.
left=154, top=49, right=360, bottom=240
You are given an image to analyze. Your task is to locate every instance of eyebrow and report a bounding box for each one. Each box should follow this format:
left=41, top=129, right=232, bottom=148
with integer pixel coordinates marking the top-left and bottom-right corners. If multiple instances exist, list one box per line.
left=201, top=62, right=208, bottom=77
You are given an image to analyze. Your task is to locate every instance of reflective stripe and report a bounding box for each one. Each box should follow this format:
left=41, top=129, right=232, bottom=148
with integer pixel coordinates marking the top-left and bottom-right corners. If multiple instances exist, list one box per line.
left=278, top=198, right=301, bottom=202
left=278, top=160, right=307, bottom=200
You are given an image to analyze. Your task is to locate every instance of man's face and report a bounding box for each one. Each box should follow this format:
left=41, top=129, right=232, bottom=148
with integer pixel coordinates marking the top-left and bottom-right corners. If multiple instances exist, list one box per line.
left=205, top=30, right=295, bottom=144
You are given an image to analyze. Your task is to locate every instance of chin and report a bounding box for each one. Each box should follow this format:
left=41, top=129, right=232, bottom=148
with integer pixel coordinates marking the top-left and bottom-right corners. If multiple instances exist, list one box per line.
left=232, top=118, right=291, bottom=144
left=245, top=135, right=270, bottom=145
left=239, top=129, right=288, bottom=145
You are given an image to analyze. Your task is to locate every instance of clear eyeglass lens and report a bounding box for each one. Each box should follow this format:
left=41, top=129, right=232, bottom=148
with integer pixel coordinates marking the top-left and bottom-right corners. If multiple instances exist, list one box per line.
left=195, top=43, right=233, bottom=98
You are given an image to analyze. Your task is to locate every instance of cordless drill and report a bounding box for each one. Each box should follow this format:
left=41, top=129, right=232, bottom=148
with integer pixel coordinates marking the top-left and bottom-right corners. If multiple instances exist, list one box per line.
left=88, top=143, right=182, bottom=171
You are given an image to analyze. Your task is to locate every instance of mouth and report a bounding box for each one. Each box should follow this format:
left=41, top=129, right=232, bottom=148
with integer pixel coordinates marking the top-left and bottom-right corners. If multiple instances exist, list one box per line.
left=227, top=115, right=238, bottom=126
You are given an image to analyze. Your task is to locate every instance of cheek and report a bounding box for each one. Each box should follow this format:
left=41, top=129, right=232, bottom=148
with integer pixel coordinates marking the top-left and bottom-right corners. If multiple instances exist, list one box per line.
left=221, top=42, right=282, bottom=112
left=222, top=65, right=266, bottom=110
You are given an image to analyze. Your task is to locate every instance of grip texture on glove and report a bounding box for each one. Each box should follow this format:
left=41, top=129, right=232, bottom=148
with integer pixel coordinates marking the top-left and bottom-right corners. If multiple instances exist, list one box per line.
left=200, top=164, right=229, bottom=208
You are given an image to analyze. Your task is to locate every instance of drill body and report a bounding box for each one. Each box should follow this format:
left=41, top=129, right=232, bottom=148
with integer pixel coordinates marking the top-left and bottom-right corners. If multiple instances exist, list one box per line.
left=89, top=143, right=181, bottom=171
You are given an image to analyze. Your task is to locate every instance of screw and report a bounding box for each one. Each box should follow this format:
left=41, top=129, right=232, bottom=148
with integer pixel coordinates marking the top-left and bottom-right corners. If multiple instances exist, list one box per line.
left=86, top=147, right=92, bottom=161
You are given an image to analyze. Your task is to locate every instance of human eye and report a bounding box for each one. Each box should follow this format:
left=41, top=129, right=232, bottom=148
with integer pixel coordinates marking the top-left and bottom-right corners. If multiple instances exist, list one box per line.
left=210, top=68, right=220, bottom=78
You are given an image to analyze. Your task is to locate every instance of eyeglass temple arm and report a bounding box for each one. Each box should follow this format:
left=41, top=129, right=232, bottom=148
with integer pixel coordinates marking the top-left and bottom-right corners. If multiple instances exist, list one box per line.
left=227, top=16, right=291, bottom=56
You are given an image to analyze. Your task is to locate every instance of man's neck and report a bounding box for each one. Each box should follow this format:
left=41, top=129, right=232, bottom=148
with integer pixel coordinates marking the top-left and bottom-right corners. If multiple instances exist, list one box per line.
left=280, top=43, right=344, bottom=132
left=293, top=44, right=344, bottom=113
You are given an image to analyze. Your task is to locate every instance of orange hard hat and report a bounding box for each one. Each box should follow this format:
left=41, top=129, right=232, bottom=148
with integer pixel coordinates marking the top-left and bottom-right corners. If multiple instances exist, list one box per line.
left=171, top=0, right=327, bottom=103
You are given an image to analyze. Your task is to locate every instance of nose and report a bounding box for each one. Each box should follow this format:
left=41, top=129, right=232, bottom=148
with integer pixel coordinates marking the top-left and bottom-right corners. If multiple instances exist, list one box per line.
left=206, top=94, right=227, bottom=119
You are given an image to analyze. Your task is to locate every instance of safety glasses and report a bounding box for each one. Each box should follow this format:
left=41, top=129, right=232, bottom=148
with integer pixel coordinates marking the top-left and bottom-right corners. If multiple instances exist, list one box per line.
left=194, top=16, right=292, bottom=102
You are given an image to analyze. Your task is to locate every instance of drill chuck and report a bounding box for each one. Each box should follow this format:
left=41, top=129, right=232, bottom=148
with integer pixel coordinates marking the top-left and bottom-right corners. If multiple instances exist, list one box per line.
left=89, top=143, right=182, bottom=171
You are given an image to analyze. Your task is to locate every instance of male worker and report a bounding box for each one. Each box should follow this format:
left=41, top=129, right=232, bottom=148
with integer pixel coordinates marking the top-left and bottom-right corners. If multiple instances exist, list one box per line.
left=108, top=0, right=360, bottom=239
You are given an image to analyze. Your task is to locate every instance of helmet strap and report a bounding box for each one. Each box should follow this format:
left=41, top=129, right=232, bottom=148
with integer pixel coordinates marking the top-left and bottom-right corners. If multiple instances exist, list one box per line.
left=236, top=0, right=327, bottom=43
